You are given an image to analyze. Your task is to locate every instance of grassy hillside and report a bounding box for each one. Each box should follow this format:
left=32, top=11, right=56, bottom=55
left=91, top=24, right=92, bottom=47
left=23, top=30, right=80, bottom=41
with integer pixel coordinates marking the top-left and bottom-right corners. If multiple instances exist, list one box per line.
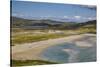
left=11, top=16, right=96, bottom=30
left=77, top=20, right=96, bottom=34
left=11, top=16, right=77, bottom=30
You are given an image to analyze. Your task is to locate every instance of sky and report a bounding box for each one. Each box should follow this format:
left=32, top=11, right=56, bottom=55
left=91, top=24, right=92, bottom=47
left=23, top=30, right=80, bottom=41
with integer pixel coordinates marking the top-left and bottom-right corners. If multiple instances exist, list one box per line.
left=11, top=0, right=96, bottom=22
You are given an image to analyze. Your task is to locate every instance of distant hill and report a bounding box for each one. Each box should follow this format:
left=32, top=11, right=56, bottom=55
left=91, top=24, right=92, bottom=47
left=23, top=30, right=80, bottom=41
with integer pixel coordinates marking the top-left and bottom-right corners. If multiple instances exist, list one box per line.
left=11, top=16, right=96, bottom=30
left=78, top=20, right=96, bottom=28
left=11, top=16, right=74, bottom=29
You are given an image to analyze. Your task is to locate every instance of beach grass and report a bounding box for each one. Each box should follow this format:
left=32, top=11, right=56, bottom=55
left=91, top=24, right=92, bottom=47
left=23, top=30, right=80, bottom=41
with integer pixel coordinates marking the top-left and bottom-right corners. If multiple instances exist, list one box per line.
left=11, top=33, right=68, bottom=45
left=11, top=27, right=96, bottom=46
left=11, top=60, right=58, bottom=66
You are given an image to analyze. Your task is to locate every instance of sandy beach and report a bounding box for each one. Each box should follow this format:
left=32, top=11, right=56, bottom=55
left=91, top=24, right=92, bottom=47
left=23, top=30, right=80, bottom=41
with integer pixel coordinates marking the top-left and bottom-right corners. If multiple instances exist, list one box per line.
left=12, top=34, right=96, bottom=60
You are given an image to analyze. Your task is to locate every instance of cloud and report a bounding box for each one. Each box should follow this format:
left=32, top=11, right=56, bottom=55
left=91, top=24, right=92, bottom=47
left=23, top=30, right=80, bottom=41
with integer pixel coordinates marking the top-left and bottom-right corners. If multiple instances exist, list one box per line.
left=87, top=17, right=96, bottom=20
left=74, top=16, right=81, bottom=19
left=62, top=15, right=81, bottom=19
left=63, top=16, right=68, bottom=18
left=88, top=17, right=93, bottom=20
left=12, top=12, right=28, bottom=18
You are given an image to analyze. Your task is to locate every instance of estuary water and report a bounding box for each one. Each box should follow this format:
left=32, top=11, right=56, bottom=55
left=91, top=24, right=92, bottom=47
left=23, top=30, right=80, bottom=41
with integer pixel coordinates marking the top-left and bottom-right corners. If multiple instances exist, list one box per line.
left=40, top=42, right=96, bottom=63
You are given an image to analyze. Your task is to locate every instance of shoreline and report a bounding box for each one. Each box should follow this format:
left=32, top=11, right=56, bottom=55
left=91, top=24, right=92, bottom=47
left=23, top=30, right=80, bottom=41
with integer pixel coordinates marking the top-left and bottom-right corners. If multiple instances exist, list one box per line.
left=12, top=34, right=96, bottom=60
